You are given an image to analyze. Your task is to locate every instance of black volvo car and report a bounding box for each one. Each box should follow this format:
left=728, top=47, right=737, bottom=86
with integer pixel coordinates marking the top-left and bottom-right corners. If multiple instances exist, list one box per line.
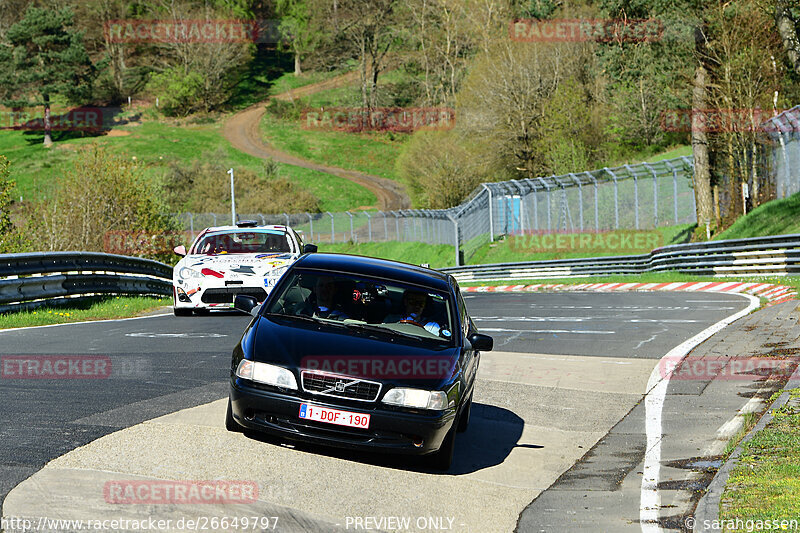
left=226, top=253, right=492, bottom=470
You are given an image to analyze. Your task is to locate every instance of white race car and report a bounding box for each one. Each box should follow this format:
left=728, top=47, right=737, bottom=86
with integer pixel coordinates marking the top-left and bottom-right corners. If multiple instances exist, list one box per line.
left=172, top=222, right=313, bottom=316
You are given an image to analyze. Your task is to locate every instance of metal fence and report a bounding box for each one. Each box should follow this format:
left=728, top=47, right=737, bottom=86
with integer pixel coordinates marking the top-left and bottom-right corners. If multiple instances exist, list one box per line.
left=174, top=156, right=697, bottom=266
left=0, top=252, right=172, bottom=313
left=441, top=233, right=800, bottom=281
left=764, top=105, right=800, bottom=199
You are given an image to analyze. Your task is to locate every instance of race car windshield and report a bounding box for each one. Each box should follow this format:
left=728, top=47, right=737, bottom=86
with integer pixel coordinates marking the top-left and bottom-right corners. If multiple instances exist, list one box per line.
left=267, top=271, right=455, bottom=344
left=193, top=231, right=292, bottom=255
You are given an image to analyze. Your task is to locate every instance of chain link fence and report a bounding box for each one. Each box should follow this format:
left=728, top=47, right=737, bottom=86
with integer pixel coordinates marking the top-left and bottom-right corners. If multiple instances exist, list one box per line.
left=764, top=105, right=800, bottom=199
left=173, top=156, right=696, bottom=265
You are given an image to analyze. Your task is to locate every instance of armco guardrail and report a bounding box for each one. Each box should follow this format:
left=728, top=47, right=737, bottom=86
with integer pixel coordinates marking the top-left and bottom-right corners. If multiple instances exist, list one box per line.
left=0, top=252, right=172, bottom=313
left=440, top=234, right=800, bottom=282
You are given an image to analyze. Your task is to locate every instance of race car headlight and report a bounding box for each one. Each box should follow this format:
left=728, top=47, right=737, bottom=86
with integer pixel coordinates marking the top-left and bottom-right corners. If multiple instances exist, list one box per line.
left=235, top=360, right=298, bottom=390
left=178, top=267, right=203, bottom=280
left=382, top=388, right=448, bottom=410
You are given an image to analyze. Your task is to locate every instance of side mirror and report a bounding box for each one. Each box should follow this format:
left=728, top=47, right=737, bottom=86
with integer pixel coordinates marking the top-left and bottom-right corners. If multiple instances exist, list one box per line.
left=234, top=294, right=259, bottom=316
left=173, top=245, right=187, bottom=257
left=303, top=244, right=318, bottom=254
left=468, top=333, right=493, bottom=352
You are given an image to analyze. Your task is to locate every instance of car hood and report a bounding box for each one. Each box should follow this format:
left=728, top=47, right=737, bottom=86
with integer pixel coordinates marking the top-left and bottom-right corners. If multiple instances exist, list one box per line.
left=176, top=253, right=297, bottom=280
left=250, top=315, right=461, bottom=389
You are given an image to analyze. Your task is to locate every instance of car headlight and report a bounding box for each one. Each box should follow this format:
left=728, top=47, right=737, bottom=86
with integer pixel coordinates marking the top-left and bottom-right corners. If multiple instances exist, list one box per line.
left=235, top=360, right=298, bottom=390
left=382, top=388, right=448, bottom=410
left=178, top=267, right=203, bottom=280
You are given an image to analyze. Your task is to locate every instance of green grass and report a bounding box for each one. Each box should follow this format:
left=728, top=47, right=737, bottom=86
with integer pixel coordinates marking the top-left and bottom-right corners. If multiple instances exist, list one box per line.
left=0, top=118, right=374, bottom=212
left=468, top=224, right=695, bottom=265
left=720, top=389, right=800, bottom=527
left=0, top=296, right=169, bottom=329
left=715, top=191, right=800, bottom=240
left=261, top=113, right=410, bottom=183
left=317, top=241, right=456, bottom=269
left=643, top=145, right=692, bottom=163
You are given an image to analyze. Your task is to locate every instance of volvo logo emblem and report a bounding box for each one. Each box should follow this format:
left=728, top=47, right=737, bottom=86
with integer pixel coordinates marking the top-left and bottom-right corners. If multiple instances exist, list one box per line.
left=335, top=381, right=347, bottom=392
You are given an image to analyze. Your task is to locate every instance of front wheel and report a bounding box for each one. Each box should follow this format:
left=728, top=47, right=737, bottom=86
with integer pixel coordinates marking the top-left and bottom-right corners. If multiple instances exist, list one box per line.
left=427, top=422, right=456, bottom=471
left=225, top=398, right=243, bottom=433
left=173, top=307, right=192, bottom=317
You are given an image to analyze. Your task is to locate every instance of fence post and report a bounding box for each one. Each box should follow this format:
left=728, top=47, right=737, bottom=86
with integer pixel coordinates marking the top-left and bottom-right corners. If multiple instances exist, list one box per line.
left=283, top=212, right=290, bottom=227
left=511, top=180, right=526, bottom=236
left=211, top=213, right=217, bottom=226
left=569, top=173, right=583, bottom=231
left=307, top=213, right=314, bottom=242
left=523, top=179, right=539, bottom=230
left=482, top=184, right=494, bottom=242
left=536, top=178, right=552, bottom=230
left=346, top=211, right=354, bottom=242
left=446, top=212, right=460, bottom=266
left=624, top=165, right=639, bottom=230
left=188, top=213, right=194, bottom=239
left=644, top=162, right=663, bottom=226
left=259, top=214, right=266, bottom=225
left=393, top=211, right=400, bottom=240
left=326, top=211, right=334, bottom=243
left=604, top=167, right=619, bottom=229
left=365, top=211, right=372, bottom=242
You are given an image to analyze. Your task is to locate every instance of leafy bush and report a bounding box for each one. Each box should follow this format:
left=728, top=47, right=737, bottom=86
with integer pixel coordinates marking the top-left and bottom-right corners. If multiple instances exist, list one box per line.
left=395, top=131, right=485, bottom=209
left=147, top=68, right=205, bottom=117
left=21, top=145, right=178, bottom=262
left=162, top=155, right=320, bottom=214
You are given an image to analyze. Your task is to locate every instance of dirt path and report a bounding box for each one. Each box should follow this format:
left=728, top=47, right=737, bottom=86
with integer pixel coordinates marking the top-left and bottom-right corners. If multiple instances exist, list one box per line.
left=223, top=72, right=411, bottom=211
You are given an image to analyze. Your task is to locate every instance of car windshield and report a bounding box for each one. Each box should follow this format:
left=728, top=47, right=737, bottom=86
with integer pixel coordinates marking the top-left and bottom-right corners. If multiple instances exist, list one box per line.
left=192, top=230, right=292, bottom=255
left=266, top=270, right=455, bottom=344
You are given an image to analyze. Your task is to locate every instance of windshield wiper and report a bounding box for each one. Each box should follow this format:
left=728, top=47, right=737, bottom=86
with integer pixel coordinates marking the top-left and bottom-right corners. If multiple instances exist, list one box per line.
left=343, top=322, right=434, bottom=343
left=263, top=313, right=349, bottom=329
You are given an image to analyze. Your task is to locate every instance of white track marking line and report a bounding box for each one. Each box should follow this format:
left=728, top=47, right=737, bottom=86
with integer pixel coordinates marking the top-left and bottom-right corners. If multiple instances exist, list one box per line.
left=639, top=293, right=759, bottom=533
left=0, top=313, right=173, bottom=334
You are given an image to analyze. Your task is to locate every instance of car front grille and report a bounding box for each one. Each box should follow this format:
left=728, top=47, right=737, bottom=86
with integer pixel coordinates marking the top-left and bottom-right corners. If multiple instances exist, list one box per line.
left=201, top=287, right=267, bottom=304
left=300, top=371, right=382, bottom=402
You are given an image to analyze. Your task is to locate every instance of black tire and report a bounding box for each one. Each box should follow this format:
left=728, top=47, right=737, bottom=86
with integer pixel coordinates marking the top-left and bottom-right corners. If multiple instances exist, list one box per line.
left=225, top=398, right=243, bottom=433
left=173, top=307, right=192, bottom=317
left=457, top=392, right=472, bottom=433
left=427, top=422, right=456, bottom=471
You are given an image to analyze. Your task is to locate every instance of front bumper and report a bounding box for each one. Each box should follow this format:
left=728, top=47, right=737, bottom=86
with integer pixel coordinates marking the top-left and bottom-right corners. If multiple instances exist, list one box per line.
left=173, top=283, right=269, bottom=310
left=229, top=380, right=456, bottom=455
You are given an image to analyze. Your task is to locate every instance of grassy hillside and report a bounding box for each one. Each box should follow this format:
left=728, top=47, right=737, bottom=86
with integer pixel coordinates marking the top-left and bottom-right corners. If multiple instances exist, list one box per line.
left=715, top=192, right=800, bottom=240
left=0, top=116, right=374, bottom=212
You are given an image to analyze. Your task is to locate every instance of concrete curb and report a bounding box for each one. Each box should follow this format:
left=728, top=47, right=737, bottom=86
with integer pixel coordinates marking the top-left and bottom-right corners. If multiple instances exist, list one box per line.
left=693, top=364, right=800, bottom=532
left=463, top=281, right=796, bottom=306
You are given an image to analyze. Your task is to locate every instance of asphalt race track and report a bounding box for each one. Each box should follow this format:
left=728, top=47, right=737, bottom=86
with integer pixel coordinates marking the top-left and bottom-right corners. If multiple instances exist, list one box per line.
left=0, top=291, right=751, bottom=531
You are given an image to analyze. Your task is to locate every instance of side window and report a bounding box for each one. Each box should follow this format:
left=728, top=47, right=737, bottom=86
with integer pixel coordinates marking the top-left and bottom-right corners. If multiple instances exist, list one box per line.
left=457, top=291, right=470, bottom=338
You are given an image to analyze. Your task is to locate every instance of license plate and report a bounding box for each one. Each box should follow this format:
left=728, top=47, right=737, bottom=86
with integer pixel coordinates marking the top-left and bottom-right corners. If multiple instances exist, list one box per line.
left=298, top=403, right=370, bottom=429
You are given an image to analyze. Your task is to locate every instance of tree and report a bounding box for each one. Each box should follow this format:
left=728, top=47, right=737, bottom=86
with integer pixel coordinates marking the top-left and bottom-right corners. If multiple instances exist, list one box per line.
left=336, top=0, right=406, bottom=112
left=276, top=0, right=320, bottom=76
left=776, top=0, right=800, bottom=75
left=0, top=6, right=94, bottom=146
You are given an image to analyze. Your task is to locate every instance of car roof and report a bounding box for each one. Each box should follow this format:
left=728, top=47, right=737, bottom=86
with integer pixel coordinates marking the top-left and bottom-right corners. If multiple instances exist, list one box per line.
left=202, top=225, right=290, bottom=233
left=293, top=253, right=453, bottom=292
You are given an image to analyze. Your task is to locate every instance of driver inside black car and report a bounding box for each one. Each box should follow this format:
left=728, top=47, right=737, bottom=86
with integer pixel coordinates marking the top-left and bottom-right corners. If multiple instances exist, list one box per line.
left=311, top=277, right=351, bottom=320
left=387, top=289, right=447, bottom=337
